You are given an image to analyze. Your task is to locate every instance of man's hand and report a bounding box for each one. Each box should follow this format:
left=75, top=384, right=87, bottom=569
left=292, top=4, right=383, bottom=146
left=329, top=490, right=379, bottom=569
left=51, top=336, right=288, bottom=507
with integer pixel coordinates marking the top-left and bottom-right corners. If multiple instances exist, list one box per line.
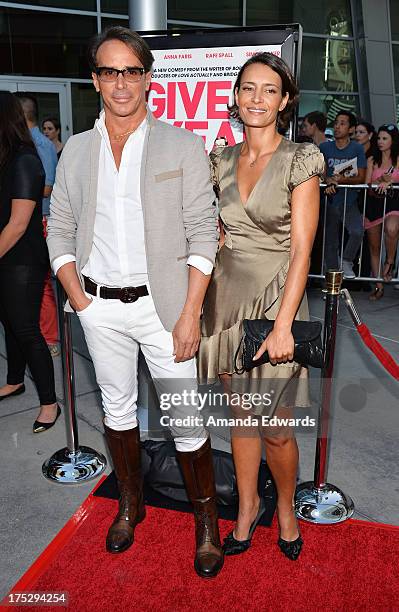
left=325, top=175, right=338, bottom=195
left=172, top=313, right=201, bottom=362
left=69, top=293, right=92, bottom=313
left=325, top=184, right=337, bottom=195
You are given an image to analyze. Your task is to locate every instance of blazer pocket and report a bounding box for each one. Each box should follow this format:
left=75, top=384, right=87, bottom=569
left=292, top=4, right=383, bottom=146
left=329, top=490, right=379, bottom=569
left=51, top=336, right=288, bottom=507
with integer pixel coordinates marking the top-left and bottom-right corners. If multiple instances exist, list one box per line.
left=155, top=168, right=183, bottom=183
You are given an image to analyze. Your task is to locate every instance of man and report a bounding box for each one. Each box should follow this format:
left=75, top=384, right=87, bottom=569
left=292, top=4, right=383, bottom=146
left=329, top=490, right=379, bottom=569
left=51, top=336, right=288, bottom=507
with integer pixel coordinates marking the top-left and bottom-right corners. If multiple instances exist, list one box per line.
left=320, top=111, right=367, bottom=277
left=47, top=26, right=223, bottom=579
left=16, top=93, right=60, bottom=358
left=302, top=111, right=327, bottom=147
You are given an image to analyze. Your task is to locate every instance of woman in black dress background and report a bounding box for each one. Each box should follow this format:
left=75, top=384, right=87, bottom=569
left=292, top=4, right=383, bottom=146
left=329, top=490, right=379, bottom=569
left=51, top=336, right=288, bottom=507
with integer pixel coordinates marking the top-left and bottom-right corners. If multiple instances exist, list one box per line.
left=0, top=91, right=59, bottom=432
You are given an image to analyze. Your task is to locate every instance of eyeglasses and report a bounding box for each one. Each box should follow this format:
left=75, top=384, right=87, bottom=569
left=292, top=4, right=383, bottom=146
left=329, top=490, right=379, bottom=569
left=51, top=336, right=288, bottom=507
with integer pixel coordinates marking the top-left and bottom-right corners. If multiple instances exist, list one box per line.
left=95, top=66, right=145, bottom=83
left=381, top=124, right=397, bottom=132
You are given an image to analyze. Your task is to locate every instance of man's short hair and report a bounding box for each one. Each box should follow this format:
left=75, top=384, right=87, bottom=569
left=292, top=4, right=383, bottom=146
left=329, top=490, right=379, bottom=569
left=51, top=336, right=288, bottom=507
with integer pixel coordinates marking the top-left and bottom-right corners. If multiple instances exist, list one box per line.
left=88, top=26, right=154, bottom=73
left=14, top=92, right=38, bottom=123
left=304, top=111, right=327, bottom=132
left=335, top=110, right=357, bottom=128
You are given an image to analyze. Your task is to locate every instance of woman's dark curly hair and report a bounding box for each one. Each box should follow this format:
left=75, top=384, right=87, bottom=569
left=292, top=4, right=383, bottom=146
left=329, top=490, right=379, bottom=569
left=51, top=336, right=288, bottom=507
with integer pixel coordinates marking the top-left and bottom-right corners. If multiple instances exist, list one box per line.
left=373, top=124, right=399, bottom=168
left=228, top=52, right=299, bottom=130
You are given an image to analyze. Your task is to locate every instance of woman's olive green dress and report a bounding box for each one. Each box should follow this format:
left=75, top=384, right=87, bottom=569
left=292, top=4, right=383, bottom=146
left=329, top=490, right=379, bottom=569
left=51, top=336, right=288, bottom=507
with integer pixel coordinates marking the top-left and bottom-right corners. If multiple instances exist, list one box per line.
left=198, top=138, right=325, bottom=416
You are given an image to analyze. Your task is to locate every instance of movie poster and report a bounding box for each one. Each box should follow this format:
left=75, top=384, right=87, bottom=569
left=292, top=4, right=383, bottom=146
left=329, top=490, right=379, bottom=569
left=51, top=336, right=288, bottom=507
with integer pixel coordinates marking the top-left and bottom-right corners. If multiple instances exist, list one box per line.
left=148, top=43, right=282, bottom=152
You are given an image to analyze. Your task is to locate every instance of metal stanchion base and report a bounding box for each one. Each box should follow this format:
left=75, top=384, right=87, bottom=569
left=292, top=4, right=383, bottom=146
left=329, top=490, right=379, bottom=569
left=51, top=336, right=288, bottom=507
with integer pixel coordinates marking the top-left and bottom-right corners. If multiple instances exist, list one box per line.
left=295, top=482, right=355, bottom=524
left=42, top=446, right=107, bottom=484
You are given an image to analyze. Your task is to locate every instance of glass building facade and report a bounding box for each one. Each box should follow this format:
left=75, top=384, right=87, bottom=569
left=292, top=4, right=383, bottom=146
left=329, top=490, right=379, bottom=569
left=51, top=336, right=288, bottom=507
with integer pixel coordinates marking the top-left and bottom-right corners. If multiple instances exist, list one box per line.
left=0, top=1, right=396, bottom=133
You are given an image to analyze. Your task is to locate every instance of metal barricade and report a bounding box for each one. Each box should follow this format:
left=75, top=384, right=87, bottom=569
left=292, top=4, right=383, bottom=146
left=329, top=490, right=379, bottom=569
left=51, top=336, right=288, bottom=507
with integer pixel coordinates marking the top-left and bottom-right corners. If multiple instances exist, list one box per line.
left=310, top=183, right=399, bottom=282
left=296, top=270, right=355, bottom=523
left=42, top=282, right=107, bottom=484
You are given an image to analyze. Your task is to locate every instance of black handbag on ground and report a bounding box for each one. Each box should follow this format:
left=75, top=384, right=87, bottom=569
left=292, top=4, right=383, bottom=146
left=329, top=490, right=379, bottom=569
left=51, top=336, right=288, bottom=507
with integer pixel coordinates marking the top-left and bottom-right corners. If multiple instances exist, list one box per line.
left=142, top=441, right=276, bottom=513
left=234, top=319, right=324, bottom=373
left=94, top=440, right=277, bottom=525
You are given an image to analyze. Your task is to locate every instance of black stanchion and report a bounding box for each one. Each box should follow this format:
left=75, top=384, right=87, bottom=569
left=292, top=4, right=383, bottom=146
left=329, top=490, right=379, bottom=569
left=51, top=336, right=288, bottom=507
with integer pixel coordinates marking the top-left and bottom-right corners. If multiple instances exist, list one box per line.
left=42, top=281, right=107, bottom=484
left=295, top=270, right=355, bottom=523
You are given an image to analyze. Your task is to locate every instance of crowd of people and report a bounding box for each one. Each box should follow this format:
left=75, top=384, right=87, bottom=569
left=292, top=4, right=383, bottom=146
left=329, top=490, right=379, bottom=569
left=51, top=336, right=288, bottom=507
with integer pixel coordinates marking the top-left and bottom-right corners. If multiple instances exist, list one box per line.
left=299, top=109, right=399, bottom=298
left=0, top=24, right=398, bottom=581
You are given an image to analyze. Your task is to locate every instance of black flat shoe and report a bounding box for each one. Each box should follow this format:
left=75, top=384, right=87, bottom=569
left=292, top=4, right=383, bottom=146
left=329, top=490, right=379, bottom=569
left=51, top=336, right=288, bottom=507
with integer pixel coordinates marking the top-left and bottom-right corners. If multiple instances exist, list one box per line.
left=277, top=533, right=303, bottom=560
left=33, top=404, right=61, bottom=433
left=0, top=384, right=25, bottom=401
left=223, top=498, right=266, bottom=555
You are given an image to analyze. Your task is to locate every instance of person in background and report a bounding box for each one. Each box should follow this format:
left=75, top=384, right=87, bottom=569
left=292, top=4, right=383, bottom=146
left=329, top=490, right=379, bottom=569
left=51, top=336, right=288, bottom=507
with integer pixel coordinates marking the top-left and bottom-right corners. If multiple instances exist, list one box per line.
left=355, top=120, right=377, bottom=159
left=0, top=91, right=59, bottom=432
left=320, top=111, right=367, bottom=278
left=302, top=112, right=328, bottom=277
left=42, top=117, right=63, bottom=159
left=354, top=120, right=378, bottom=282
left=302, top=111, right=327, bottom=147
left=295, top=118, right=312, bottom=143
left=365, top=124, right=399, bottom=300
left=15, top=93, right=60, bottom=358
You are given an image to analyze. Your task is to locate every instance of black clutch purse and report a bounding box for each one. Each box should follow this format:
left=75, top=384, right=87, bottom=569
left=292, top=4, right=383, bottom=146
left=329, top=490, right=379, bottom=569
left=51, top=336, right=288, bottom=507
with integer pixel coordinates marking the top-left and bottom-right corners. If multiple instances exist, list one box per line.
left=234, top=319, right=324, bottom=373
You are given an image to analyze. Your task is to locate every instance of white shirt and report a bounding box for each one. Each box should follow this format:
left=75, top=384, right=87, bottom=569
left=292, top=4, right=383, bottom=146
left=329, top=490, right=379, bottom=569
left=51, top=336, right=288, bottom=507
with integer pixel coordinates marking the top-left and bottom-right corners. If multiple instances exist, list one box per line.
left=52, top=111, right=212, bottom=283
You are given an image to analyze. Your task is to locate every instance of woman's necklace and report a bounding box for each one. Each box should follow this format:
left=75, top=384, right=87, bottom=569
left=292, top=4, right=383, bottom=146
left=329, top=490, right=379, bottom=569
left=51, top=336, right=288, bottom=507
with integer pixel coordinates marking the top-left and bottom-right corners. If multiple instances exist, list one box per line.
left=111, top=128, right=136, bottom=141
left=240, top=143, right=274, bottom=167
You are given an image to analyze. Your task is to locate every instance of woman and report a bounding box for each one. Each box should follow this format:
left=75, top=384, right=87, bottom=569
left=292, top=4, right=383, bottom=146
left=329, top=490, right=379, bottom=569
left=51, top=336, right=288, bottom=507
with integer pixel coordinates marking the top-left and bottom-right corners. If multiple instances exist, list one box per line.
left=365, top=124, right=399, bottom=300
left=42, top=117, right=63, bottom=159
left=355, top=120, right=377, bottom=159
left=199, top=54, right=323, bottom=560
left=0, top=91, right=60, bottom=432
left=355, top=121, right=377, bottom=281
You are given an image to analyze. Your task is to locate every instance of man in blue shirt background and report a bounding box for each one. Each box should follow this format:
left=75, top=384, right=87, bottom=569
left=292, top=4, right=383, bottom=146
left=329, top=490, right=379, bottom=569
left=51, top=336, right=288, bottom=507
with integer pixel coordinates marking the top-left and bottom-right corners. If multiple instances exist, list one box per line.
left=16, top=93, right=59, bottom=357
left=320, top=111, right=367, bottom=277
left=16, top=94, right=57, bottom=216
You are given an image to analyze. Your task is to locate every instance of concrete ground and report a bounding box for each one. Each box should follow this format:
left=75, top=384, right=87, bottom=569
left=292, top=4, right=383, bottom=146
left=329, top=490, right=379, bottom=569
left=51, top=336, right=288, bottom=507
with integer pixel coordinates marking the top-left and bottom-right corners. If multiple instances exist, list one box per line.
left=0, top=285, right=399, bottom=599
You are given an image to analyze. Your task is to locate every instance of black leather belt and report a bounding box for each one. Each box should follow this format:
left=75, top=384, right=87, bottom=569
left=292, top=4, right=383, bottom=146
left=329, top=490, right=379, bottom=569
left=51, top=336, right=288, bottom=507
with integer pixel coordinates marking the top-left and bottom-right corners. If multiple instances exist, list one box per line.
left=83, top=276, right=149, bottom=303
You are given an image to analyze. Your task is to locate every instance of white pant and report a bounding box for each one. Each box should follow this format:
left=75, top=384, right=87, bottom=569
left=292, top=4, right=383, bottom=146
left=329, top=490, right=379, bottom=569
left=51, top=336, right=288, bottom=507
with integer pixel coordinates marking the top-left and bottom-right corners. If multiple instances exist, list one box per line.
left=77, top=291, right=207, bottom=452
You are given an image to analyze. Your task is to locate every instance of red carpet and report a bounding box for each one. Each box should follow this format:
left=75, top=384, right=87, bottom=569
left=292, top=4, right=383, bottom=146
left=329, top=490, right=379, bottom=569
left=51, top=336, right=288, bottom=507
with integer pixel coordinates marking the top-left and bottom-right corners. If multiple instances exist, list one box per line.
left=3, top=479, right=398, bottom=612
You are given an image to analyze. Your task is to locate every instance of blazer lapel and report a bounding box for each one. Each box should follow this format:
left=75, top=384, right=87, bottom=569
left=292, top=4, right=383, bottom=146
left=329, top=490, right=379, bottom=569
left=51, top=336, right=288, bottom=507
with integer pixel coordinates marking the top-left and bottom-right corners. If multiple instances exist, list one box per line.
left=81, top=127, right=101, bottom=268
left=140, top=108, right=156, bottom=226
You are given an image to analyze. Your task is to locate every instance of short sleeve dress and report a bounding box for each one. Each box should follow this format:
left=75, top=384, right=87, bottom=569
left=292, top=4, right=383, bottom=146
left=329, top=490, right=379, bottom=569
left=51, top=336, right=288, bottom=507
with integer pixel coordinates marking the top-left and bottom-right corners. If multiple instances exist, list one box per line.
left=0, top=145, right=48, bottom=268
left=364, top=165, right=399, bottom=229
left=198, top=138, right=325, bottom=416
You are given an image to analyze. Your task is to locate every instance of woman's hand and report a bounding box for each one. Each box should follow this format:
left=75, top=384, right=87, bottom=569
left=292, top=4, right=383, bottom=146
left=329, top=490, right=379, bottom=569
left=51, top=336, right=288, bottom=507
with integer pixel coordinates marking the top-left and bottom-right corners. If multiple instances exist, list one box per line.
left=218, top=219, right=225, bottom=250
left=381, top=172, right=393, bottom=184
left=253, top=326, right=295, bottom=365
left=375, top=181, right=389, bottom=195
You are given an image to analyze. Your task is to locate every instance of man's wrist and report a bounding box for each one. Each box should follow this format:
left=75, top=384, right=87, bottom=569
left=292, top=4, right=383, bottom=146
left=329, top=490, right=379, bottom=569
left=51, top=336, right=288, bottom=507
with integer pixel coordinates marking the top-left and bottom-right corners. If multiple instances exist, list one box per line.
left=69, top=292, right=91, bottom=311
left=180, top=307, right=202, bottom=319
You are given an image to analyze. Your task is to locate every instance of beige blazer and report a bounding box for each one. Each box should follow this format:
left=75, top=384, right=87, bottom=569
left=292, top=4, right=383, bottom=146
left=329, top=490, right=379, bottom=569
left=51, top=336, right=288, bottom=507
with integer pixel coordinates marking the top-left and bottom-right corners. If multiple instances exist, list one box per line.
left=47, top=110, right=218, bottom=331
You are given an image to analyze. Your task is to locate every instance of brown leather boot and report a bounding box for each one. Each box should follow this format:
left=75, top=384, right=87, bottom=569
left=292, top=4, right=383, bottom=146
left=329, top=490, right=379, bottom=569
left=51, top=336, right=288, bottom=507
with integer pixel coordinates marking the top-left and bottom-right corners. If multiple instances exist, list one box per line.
left=176, top=437, right=224, bottom=578
left=103, top=424, right=146, bottom=553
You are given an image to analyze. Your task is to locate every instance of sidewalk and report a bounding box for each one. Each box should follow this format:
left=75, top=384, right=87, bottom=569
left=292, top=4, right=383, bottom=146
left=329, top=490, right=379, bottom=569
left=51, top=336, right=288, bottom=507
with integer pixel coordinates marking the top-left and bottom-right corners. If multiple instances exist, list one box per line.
left=1, top=286, right=399, bottom=598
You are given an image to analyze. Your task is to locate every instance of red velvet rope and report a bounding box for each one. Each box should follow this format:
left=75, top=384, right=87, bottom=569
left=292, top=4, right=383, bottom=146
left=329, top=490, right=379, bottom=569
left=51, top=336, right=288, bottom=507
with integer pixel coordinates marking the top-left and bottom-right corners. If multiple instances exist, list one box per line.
left=356, top=323, right=399, bottom=380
